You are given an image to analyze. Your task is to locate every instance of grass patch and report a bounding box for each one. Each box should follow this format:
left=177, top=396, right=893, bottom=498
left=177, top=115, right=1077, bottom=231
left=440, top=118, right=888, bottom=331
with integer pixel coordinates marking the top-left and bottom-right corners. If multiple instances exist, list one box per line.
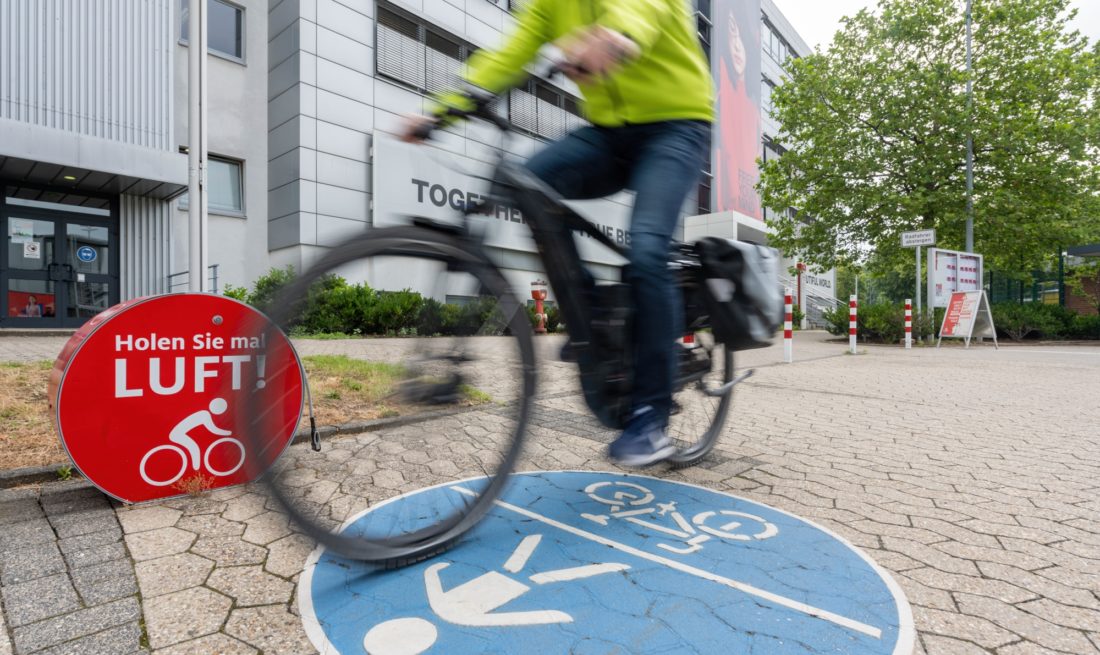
left=0, top=356, right=493, bottom=472
left=0, top=361, right=64, bottom=471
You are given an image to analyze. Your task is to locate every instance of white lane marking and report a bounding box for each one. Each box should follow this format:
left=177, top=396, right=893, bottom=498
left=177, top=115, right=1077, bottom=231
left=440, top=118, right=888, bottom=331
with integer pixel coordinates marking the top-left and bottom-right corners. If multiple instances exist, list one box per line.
left=451, top=486, right=883, bottom=639
left=529, top=563, right=631, bottom=585
left=503, top=534, right=541, bottom=573
left=1002, top=350, right=1100, bottom=356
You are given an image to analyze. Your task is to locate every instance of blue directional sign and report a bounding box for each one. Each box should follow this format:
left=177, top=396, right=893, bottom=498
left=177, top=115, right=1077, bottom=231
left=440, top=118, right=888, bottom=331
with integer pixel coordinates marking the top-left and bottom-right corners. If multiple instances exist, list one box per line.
left=76, top=246, right=97, bottom=263
left=301, top=471, right=914, bottom=655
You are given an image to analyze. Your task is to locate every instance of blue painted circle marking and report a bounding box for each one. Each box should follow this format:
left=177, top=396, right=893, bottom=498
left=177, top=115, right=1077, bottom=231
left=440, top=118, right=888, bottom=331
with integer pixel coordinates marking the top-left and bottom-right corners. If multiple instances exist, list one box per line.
left=76, top=246, right=97, bottom=263
left=301, top=471, right=914, bottom=654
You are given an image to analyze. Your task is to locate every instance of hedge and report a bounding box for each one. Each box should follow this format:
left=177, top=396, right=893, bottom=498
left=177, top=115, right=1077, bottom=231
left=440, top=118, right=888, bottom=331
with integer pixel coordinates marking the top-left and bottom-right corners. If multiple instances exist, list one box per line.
left=821, top=300, right=1099, bottom=343
left=226, top=267, right=563, bottom=336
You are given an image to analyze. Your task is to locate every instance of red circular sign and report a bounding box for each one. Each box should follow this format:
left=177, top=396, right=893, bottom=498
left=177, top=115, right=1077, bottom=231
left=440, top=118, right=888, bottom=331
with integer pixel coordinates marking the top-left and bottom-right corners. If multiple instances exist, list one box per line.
left=48, top=294, right=304, bottom=503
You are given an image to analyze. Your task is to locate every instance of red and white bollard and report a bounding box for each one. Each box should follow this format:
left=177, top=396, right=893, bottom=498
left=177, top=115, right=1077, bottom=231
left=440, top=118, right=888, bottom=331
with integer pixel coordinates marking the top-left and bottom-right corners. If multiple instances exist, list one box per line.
left=784, top=287, right=793, bottom=363
left=904, top=299, right=912, bottom=349
left=849, top=295, right=858, bottom=354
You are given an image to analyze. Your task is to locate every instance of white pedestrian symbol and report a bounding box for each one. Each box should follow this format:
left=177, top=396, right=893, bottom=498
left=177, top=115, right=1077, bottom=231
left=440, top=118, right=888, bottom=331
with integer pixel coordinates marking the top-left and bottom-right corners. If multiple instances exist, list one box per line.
left=362, top=534, right=630, bottom=654
left=139, top=398, right=246, bottom=487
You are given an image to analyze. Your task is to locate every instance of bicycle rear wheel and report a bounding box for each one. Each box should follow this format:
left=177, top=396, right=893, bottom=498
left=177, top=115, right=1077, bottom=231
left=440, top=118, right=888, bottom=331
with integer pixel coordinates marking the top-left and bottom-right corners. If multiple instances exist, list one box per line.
left=665, top=331, right=734, bottom=468
left=240, top=226, right=535, bottom=567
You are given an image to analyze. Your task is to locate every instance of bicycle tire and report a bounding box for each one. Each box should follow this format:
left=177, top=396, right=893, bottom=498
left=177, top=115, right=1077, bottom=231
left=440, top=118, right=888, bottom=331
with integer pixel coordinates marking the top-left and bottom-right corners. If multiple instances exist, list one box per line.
left=665, top=338, right=734, bottom=468
left=240, top=225, right=536, bottom=567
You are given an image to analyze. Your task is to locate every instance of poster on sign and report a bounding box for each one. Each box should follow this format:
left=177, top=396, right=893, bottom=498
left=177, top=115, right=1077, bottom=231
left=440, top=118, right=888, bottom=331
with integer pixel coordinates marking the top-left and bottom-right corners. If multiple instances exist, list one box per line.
left=937, top=290, right=998, bottom=349
left=48, top=294, right=304, bottom=503
left=927, top=248, right=984, bottom=308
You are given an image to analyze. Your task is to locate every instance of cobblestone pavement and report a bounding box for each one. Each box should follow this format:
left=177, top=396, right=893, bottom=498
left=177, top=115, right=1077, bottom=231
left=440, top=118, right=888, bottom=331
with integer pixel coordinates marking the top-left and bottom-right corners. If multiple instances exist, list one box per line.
left=1, top=332, right=1098, bottom=654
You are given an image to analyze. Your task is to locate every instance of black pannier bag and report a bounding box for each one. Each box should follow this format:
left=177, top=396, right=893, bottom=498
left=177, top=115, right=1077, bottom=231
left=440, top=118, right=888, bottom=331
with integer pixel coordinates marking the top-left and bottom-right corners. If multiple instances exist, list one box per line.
left=693, top=237, right=783, bottom=350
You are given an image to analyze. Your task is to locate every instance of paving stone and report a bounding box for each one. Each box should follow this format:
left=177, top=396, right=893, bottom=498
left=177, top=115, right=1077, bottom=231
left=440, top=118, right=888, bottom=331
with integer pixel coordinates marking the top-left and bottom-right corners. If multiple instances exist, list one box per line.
left=224, top=604, right=315, bottom=655
left=11, top=597, right=140, bottom=655
left=116, top=506, right=182, bottom=534
left=35, top=622, right=142, bottom=655
left=920, top=634, right=995, bottom=654
left=265, top=533, right=316, bottom=578
left=134, top=552, right=213, bottom=598
left=175, top=514, right=245, bottom=538
left=207, top=565, right=294, bottom=607
left=1, top=572, right=81, bottom=627
left=178, top=498, right=228, bottom=516
left=124, top=527, right=197, bottom=561
left=143, top=587, right=232, bottom=650
left=46, top=507, right=120, bottom=539
left=0, top=498, right=44, bottom=526
left=0, top=631, right=11, bottom=655
left=955, top=593, right=1096, bottom=654
left=242, top=512, right=291, bottom=546
left=189, top=536, right=267, bottom=567
left=70, top=558, right=138, bottom=605
left=153, top=633, right=258, bottom=655
left=60, top=541, right=127, bottom=570
left=0, top=542, right=67, bottom=585
left=221, top=494, right=268, bottom=522
left=0, top=518, right=56, bottom=550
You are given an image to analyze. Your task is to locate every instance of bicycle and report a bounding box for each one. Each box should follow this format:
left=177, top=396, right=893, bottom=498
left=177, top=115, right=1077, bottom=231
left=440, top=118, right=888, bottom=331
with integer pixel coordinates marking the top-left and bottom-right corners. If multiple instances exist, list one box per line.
left=242, top=69, right=755, bottom=568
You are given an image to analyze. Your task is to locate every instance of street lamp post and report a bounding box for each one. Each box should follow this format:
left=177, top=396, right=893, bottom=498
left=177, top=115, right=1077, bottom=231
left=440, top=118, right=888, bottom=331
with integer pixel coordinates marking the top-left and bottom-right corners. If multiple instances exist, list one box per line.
left=965, top=0, right=974, bottom=253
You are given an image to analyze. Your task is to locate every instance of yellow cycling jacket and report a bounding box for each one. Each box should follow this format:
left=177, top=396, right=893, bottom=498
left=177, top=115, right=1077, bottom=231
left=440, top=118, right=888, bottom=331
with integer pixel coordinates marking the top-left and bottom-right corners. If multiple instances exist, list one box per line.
left=435, top=0, right=714, bottom=127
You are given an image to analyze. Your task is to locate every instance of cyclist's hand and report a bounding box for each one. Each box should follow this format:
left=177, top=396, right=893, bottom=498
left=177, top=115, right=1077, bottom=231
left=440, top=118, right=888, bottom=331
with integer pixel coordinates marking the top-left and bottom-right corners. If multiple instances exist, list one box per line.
left=400, top=114, right=438, bottom=144
left=558, top=26, right=639, bottom=83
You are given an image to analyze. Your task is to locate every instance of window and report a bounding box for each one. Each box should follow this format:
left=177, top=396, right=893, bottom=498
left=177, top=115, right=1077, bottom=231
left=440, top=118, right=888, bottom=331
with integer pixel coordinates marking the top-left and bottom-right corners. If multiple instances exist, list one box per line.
left=178, top=156, right=243, bottom=214
left=761, top=77, right=776, bottom=116
left=694, top=0, right=713, bottom=54
left=762, top=20, right=792, bottom=66
left=510, top=81, right=585, bottom=140
left=377, top=4, right=474, bottom=94
left=181, top=0, right=244, bottom=61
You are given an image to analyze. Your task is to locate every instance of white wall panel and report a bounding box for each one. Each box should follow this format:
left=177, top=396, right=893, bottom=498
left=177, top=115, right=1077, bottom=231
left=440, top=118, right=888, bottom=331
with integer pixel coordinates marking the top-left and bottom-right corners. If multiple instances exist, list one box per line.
left=0, top=0, right=173, bottom=150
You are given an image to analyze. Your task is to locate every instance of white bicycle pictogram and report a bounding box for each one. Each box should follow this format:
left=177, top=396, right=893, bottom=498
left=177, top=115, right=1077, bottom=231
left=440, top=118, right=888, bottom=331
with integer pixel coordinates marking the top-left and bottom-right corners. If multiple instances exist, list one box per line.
left=581, top=480, right=778, bottom=554
left=139, top=398, right=246, bottom=487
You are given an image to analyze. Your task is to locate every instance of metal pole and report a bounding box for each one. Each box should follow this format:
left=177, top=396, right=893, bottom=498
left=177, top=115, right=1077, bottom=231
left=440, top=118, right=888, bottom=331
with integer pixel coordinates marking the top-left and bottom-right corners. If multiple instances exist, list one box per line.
left=187, top=0, right=208, bottom=292
left=965, top=0, right=974, bottom=253
left=910, top=247, right=919, bottom=317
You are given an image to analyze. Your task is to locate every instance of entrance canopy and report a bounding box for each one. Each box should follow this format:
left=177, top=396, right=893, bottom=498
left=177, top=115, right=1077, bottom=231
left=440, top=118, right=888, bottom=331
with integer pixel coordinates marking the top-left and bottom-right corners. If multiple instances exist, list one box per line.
left=1068, top=244, right=1100, bottom=258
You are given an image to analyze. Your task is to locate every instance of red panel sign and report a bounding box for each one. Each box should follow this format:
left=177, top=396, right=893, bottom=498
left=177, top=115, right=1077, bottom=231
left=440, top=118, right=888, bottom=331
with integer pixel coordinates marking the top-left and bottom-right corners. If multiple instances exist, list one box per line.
left=940, top=292, right=978, bottom=338
left=48, top=294, right=303, bottom=503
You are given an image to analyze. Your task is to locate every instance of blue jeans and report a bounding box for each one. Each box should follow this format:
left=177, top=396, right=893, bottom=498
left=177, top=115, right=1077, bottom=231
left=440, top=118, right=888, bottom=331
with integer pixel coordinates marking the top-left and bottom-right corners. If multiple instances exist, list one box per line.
left=525, top=121, right=711, bottom=420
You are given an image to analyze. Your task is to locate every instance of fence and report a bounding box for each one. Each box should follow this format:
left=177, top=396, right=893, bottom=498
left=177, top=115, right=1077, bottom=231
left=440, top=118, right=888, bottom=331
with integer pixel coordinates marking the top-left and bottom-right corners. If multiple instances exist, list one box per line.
left=167, top=264, right=220, bottom=294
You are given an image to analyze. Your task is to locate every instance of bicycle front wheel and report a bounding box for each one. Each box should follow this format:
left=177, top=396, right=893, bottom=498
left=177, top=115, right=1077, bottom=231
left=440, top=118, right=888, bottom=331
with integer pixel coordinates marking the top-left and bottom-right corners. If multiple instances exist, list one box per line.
left=240, top=226, right=535, bottom=567
left=665, top=331, right=734, bottom=468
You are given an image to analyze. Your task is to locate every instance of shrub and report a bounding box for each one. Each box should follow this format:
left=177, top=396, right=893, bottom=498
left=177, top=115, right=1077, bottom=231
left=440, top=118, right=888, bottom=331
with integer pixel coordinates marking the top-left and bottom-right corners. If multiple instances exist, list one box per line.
left=1070, top=314, right=1100, bottom=339
left=373, top=290, right=424, bottom=334
left=248, top=266, right=296, bottom=311
left=222, top=284, right=249, bottom=302
left=791, top=304, right=805, bottom=329
left=859, top=303, right=905, bottom=344
left=992, top=303, right=1062, bottom=341
left=417, top=298, right=446, bottom=336
left=299, top=277, right=375, bottom=334
left=822, top=304, right=849, bottom=336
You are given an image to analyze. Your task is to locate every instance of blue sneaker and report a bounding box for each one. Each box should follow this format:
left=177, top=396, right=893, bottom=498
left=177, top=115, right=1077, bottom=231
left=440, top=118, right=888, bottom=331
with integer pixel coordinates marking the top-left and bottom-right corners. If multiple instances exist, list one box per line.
left=609, top=406, right=677, bottom=467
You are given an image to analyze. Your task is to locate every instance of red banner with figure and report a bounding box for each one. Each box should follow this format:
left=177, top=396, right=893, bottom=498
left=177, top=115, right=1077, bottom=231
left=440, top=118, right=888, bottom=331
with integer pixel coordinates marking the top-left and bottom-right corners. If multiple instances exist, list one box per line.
left=713, top=0, right=763, bottom=219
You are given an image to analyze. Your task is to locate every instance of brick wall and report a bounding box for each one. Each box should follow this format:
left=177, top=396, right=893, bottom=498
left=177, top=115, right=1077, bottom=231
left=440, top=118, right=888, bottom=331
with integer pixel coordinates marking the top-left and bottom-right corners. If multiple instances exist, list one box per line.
left=1066, top=274, right=1100, bottom=316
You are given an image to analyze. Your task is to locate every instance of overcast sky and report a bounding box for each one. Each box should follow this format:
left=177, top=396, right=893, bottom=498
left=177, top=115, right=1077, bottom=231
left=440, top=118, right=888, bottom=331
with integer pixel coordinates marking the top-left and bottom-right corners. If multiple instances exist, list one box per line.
left=771, top=0, right=1100, bottom=51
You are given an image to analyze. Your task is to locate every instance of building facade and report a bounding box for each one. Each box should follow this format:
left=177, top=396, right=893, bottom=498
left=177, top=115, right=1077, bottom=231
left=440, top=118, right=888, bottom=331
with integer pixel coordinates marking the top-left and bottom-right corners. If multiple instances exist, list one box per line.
left=1, top=0, right=824, bottom=327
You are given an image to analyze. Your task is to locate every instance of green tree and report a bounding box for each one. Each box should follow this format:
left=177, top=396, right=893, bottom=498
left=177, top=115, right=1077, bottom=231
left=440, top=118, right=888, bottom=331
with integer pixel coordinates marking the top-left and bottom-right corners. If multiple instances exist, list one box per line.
left=759, top=0, right=1100, bottom=274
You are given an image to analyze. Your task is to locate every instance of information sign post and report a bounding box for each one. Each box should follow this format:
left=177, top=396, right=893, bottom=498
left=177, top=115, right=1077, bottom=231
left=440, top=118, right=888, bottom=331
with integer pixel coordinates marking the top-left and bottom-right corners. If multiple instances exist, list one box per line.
left=901, top=230, right=936, bottom=329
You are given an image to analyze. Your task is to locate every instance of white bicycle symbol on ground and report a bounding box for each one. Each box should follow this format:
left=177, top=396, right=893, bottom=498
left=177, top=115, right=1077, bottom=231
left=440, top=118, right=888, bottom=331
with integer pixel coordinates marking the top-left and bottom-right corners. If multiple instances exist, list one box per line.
left=139, top=398, right=246, bottom=487
left=580, top=481, right=778, bottom=554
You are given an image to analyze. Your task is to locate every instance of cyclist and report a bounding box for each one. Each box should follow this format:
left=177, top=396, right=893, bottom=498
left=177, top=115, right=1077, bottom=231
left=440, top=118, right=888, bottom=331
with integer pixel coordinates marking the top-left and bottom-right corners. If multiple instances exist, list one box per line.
left=169, top=398, right=232, bottom=470
left=403, top=0, right=713, bottom=467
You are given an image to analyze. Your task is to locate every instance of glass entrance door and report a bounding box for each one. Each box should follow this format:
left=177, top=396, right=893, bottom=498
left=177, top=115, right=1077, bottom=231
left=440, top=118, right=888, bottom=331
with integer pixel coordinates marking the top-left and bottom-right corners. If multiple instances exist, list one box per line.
left=3, top=212, right=118, bottom=328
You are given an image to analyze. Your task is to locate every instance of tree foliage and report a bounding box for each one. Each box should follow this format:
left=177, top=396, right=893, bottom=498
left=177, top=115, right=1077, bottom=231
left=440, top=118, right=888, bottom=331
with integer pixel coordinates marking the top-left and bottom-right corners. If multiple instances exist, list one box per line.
left=758, top=0, right=1100, bottom=274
